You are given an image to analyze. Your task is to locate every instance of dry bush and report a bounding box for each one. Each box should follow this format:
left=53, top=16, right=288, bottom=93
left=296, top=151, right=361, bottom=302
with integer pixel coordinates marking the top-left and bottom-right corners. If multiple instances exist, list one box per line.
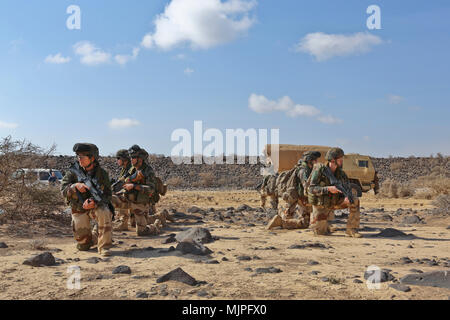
left=398, top=184, right=414, bottom=198
left=199, top=172, right=215, bottom=187
left=166, top=176, right=184, bottom=188
left=243, top=180, right=257, bottom=188
left=411, top=174, right=450, bottom=199
left=30, top=239, right=48, bottom=250
left=379, top=179, right=412, bottom=198
left=390, top=162, right=403, bottom=172
left=0, top=136, right=57, bottom=220
left=432, top=195, right=450, bottom=214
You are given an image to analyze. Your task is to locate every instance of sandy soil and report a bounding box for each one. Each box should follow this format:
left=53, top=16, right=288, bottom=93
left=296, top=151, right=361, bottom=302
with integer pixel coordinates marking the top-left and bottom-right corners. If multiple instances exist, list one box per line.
left=0, top=190, right=449, bottom=300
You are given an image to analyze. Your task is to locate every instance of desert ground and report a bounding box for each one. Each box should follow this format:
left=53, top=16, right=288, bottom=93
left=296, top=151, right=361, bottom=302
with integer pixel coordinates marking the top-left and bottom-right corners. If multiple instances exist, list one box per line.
left=0, top=190, right=449, bottom=300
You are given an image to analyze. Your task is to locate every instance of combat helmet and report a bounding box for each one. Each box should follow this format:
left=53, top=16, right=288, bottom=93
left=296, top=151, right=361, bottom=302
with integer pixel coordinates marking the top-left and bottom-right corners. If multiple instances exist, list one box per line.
left=73, top=143, right=99, bottom=161
left=128, top=145, right=149, bottom=159
left=325, top=148, right=344, bottom=161
left=302, top=151, right=321, bottom=163
left=116, top=149, right=130, bottom=160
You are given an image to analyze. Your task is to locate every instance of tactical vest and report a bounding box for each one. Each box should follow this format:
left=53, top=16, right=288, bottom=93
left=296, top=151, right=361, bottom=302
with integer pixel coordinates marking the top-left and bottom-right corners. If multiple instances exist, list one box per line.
left=307, top=163, right=346, bottom=208
left=297, top=161, right=311, bottom=198
left=126, top=163, right=155, bottom=204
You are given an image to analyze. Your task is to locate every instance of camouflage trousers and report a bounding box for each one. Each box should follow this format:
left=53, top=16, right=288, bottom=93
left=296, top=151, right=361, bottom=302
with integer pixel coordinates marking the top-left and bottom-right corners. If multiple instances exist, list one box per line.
left=260, top=190, right=278, bottom=209
left=112, top=195, right=161, bottom=236
left=277, top=195, right=310, bottom=229
left=310, top=197, right=360, bottom=235
left=71, top=206, right=112, bottom=254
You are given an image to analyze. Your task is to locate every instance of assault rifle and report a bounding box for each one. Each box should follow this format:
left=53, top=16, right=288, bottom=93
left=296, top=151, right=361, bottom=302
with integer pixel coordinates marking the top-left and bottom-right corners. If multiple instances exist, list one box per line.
left=111, top=170, right=133, bottom=193
left=322, top=165, right=355, bottom=204
left=69, top=162, right=116, bottom=220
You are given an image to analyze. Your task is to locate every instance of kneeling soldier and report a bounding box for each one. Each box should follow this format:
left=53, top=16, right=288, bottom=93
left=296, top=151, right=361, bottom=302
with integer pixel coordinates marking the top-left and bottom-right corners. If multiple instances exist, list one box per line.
left=61, top=143, right=114, bottom=256
left=112, top=145, right=162, bottom=236
left=307, top=148, right=362, bottom=238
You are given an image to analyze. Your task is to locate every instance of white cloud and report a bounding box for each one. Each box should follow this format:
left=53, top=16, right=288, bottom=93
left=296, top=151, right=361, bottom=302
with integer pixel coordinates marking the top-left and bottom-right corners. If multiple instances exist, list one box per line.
left=184, top=67, right=194, bottom=75
left=317, top=115, right=343, bottom=124
left=74, top=41, right=111, bottom=66
left=108, top=118, right=141, bottom=129
left=174, top=53, right=187, bottom=60
left=249, top=94, right=340, bottom=124
left=295, top=32, right=383, bottom=61
left=141, top=0, right=257, bottom=50
left=45, top=53, right=71, bottom=64
left=115, top=47, right=140, bottom=65
left=387, top=94, right=404, bottom=104
left=0, top=121, right=18, bottom=129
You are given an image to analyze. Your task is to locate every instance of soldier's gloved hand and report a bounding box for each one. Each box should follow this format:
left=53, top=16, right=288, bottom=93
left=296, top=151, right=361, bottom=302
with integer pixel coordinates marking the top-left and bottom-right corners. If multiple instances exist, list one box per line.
left=73, top=183, right=90, bottom=193
left=123, top=183, right=135, bottom=191
left=328, top=186, right=341, bottom=194
left=83, top=198, right=96, bottom=210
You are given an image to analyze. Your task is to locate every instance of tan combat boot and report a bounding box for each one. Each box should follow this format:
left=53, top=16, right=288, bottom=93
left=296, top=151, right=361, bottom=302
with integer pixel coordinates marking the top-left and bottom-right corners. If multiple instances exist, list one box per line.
left=267, top=215, right=282, bottom=230
left=113, top=219, right=129, bottom=231
left=346, top=229, right=362, bottom=238
left=328, top=225, right=338, bottom=233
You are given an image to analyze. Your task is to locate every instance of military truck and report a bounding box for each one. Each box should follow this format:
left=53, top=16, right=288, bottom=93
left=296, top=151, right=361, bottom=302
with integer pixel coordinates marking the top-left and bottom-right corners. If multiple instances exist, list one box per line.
left=264, top=144, right=379, bottom=196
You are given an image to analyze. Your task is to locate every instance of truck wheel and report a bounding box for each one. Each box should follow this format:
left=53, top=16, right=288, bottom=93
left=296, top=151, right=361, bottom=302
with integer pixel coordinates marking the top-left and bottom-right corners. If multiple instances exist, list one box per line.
left=349, top=183, right=362, bottom=197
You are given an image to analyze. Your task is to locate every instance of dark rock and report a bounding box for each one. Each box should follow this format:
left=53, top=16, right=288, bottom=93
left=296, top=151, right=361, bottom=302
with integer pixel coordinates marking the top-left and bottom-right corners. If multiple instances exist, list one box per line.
left=23, top=252, right=56, bottom=267
left=0, top=242, right=8, bottom=248
left=353, top=279, right=363, bottom=284
left=246, top=223, right=256, bottom=227
left=321, top=277, right=330, bottom=282
left=205, top=260, right=219, bottom=264
left=372, top=228, right=415, bottom=238
left=86, top=257, right=101, bottom=264
left=289, top=242, right=331, bottom=250
left=112, top=265, right=131, bottom=274
left=156, top=267, right=198, bottom=286
left=402, top=215, right=422, bottom=224
left=400, top=257, right=413, bottom=264
left=159, top=290, right=169, bottom=296
left=162, top=235, right=177, bottom=244
left=158, top=246, right=176, bottom=253
left=237, top=255, right=252, bottom=261
left=176, top=241, right=213, bottom=256
left=175, top=227, right=213, bottom=244
left=244, top=267, right=253, bottom=272
left=252, top=255, right=261, bottom=260
left=389, top=283, right=411, bottom=292
left=307, top=260, right=319, bottom=266
left=427, top=260, right=439, bottom=266
left=309, top=271, right=320, bottom=275
left=236, top=204, right=251, bottom=212
left=364, top=269, right=395, bottom=283
left=221, top=257, right=229, bottom=261
left=145, top=246, right=155, bottom=251
left=131, top=244, right=138, bottom=248
left=188, top=206, right=201, bottom=213
left=136, top=292, right=148, bottom=298
left=255, top=267, right=282, bottom=274
left=197, top=289, right=208, bottom=297
left=73, top=258, right=80, bottom=262
left=409, top=269, right=424, bottom=274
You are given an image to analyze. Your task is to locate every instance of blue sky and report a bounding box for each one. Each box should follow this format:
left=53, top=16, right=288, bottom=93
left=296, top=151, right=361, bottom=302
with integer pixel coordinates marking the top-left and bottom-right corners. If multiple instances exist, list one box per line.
left=0, top=0, right=449, bottom=157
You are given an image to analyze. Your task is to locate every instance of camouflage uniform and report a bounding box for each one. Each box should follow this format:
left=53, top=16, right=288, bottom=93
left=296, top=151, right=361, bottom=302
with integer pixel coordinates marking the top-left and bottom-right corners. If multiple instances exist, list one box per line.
left=113, top=150, right=133, bottom=231
left=259, top=174, right=279, bottom=209
left=268, top=152, right=320, bottom=230
left=111, top=146, right=161, bottom=236
left=61, top=144, right=113, bottom=256
left=307, top=148, right=361, bottom=237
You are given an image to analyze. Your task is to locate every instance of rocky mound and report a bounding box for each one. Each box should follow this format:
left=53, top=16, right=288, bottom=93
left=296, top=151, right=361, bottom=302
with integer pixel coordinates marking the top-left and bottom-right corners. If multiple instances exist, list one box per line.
left=37, top=155, right=449, bottom=190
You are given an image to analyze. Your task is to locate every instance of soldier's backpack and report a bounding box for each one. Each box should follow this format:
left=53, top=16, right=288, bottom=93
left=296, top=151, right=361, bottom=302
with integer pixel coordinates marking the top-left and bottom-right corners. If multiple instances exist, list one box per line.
left=155, top=176, right=167, bottom=196
left=276, top=166, right=301, bottom=197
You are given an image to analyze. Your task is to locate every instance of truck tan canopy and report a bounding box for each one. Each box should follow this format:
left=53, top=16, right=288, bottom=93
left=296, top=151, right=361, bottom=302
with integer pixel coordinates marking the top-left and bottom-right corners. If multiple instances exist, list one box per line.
left=264, top=144, right=332, bottom=172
